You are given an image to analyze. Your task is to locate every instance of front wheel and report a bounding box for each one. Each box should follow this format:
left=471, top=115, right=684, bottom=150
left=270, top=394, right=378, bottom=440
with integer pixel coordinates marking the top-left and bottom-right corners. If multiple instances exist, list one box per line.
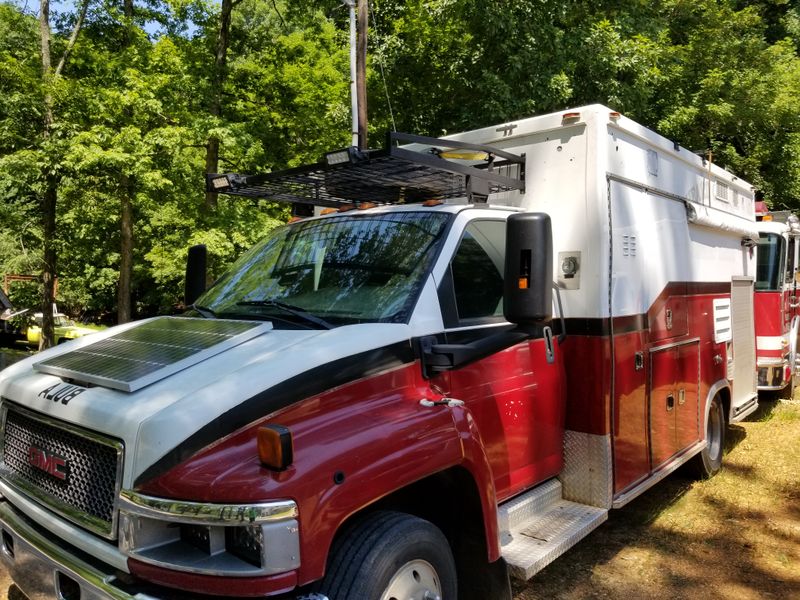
left=691, top=394, right=725, bottom=479
left=316, top=511, right=457, bottom=600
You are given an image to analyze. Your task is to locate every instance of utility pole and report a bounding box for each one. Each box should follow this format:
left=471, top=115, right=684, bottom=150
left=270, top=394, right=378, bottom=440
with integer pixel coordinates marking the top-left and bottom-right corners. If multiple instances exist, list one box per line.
left=344, top=1, right=358, bottom=147
left=356, top=0, right=368, bottom=149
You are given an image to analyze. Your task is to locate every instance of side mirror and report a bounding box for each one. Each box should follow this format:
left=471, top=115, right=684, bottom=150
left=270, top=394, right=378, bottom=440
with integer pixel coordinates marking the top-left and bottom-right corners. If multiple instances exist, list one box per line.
left=184, top=244, right=207, bottom=306
left=504, top=213, right=553, bottom=325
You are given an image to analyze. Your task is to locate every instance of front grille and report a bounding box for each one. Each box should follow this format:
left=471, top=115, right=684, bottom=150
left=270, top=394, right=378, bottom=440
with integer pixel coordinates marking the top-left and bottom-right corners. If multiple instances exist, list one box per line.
left=1, top=404, right=123, bottom=538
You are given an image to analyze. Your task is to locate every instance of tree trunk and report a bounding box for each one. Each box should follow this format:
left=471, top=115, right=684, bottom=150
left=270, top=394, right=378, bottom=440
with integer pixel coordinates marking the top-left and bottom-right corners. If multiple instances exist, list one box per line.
left=39, top=0, right=55, bottom=350
left=204, top=0, right=236, bottom=210
left=37, top=0, right=88, bottom=349
left=117, top=0, right=135, bottom=324
left=40, top=175, right=57, bottom=350
left=118, top=176, right=134, bottom=324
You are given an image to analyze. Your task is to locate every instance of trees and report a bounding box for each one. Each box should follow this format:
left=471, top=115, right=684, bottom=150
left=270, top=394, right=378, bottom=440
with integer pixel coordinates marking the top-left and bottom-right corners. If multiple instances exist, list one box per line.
left=655, top=0, right=800, bottom=206
left=1, top=0, right=799, bottom=322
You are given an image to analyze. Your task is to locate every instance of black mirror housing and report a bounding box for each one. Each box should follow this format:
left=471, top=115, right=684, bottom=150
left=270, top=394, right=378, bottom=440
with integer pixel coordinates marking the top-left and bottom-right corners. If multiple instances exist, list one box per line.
left=184, top=244, right=208, bottom=306
left=504, top=213, right=553, bottom=325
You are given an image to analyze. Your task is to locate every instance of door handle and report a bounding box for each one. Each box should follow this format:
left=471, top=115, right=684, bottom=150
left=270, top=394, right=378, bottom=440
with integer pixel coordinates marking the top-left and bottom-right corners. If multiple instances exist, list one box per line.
left=666, top=394, right=675, bottom=411
left=419, top=398, right=465, bottom=408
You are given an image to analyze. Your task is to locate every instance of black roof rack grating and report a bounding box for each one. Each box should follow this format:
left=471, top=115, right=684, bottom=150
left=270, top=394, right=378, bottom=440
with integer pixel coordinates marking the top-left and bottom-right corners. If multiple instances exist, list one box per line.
left=207, top=132, right=525, bottom=208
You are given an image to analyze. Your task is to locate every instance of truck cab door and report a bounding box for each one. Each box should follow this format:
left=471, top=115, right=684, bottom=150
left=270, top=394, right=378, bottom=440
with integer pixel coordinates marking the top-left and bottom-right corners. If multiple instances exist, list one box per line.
left=431, top=219, right=565, bottom=502
left=786, top=235, right=800, bottom=319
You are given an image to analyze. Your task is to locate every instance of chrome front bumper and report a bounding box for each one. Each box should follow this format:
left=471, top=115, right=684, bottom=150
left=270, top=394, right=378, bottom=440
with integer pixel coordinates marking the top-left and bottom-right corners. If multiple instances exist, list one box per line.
left=0, top=500, right=154, bottom=600
left=0, top=500, right=320, bottom=600
left=757, top=361, right=789, bottom=391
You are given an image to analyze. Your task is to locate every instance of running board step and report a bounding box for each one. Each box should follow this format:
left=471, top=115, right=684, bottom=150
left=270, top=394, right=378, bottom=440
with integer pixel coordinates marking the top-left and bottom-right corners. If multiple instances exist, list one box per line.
left=499, top=480, right=608, bottom=580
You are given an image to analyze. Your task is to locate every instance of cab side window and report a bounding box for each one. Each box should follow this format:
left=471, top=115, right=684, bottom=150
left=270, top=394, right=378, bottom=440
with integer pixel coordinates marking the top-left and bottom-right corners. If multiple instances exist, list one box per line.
left=450, top=220, right=506, bottom=323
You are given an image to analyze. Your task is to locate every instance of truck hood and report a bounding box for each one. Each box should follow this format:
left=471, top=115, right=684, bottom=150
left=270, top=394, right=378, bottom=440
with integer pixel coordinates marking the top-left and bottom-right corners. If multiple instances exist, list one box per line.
left=0, top=317, right=415, bottom=488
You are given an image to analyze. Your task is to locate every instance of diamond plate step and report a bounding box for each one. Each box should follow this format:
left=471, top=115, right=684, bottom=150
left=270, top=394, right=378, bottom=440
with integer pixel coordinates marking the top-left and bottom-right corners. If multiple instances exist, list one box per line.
left=499, top=482, right=608, bottom=580
left=498, top=479, right=563, bottom=535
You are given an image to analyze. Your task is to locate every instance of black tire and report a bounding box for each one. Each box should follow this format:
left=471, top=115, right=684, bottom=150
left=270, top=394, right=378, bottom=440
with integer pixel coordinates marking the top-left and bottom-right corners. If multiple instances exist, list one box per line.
left=316, top=511, right=457, bottom=600
left=691, top=394, right=725, bottom=479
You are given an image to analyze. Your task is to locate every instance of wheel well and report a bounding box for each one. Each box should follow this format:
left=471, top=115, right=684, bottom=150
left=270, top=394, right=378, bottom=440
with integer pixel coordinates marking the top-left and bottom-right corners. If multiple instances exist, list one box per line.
left=325, top=467, right=508, bottom=600
left=363, top=466, right=485, bottom=551
left=715, top=386, right=731, bottom=424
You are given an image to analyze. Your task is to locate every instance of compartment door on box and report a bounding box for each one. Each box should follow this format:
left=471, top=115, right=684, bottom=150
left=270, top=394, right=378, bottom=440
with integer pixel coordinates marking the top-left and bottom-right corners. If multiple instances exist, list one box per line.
left=649, top=340, right=700, bottom=468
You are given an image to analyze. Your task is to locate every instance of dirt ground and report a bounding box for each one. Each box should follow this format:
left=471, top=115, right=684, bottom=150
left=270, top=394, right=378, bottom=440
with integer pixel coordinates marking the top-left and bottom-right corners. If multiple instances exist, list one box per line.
left=0, top=400, right=797, bottom=600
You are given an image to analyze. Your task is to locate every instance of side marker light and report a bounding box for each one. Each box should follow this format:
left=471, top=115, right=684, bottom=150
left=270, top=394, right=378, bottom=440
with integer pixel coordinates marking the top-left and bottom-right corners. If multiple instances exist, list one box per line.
left=257, top=425, right=294, bottom=471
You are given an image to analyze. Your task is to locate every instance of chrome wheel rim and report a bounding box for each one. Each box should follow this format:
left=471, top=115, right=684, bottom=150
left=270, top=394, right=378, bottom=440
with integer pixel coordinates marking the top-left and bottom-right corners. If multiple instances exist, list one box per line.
left=707, top=401, right=722, bottom=460
left=380, top=559, right=442, bottom=600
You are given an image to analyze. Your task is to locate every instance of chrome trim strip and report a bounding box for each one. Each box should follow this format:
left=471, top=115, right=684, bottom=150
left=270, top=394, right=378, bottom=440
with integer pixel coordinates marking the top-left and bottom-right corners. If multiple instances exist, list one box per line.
left=0, top=402, right=124, bottom=540
left=756, top=358, right=787, bottom=366
left=649, top=337, right=701, bottom=353
left=0, top=480, right=129, bottom=572
left=0, top=469, right=114, bottom=536
left=0, top=500, right=140, bottom=600
left=118, top=490, right=298, bottom=524
left=730, top=395, right=759, bottom=423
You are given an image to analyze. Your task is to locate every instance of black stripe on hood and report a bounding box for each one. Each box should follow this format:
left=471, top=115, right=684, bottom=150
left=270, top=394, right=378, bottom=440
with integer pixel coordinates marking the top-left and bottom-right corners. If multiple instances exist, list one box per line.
left=134, top=340, right=416, bottom=488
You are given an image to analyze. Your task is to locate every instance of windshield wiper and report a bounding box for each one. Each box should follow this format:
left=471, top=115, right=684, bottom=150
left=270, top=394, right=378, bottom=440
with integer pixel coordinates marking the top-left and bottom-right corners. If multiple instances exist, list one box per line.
left=236, top=300, right=334, bottom=330
left=191, top=304, right=217, bottom=319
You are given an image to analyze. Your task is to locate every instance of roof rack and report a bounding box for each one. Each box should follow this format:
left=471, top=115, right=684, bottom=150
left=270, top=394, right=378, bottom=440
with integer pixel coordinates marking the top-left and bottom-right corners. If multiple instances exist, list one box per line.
left=206, top=132, right=525, bottom=208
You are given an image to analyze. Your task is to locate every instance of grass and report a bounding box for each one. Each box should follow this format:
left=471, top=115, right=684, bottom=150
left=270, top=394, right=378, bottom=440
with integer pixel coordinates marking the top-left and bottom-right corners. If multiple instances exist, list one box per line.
left=513, top=400, right=800, bottom=600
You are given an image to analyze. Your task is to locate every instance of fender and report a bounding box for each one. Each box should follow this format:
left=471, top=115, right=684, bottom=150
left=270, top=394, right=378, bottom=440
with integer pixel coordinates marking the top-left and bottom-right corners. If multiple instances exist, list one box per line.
left=704, top=379, right=730, bottom=432
left=448, top=404, right=502, bottom=561
left=137, top=361, right=500, bottom=588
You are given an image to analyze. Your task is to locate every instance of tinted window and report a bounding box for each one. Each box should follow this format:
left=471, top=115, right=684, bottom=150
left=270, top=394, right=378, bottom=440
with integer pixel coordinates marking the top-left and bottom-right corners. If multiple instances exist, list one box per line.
left=451, top=221, right=505, bottom=321
left=756, top=233, right=784, bottom=291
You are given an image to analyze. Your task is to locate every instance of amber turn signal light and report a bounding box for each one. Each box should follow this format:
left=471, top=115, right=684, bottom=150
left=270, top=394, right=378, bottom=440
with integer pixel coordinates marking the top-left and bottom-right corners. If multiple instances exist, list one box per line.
left=257, top=425, right=294, bottom=471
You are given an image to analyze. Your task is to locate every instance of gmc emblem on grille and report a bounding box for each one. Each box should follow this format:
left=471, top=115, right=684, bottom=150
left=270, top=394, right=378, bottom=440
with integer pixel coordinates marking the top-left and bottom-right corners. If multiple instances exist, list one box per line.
left=28, top=446, right=69, bottom=482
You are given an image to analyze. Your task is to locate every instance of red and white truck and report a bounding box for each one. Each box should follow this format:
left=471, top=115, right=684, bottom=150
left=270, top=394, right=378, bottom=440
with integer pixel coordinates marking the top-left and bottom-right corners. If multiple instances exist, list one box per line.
left=754, top=201, right=800, bottom=398
left=0, top=105, right=759, bottom=600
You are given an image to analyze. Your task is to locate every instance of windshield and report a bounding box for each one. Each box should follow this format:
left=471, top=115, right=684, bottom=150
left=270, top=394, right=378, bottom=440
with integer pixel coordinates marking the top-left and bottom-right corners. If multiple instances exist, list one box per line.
left=756, top=233, right=785, bottom=291
left=194, top=211, right=451, bottom=327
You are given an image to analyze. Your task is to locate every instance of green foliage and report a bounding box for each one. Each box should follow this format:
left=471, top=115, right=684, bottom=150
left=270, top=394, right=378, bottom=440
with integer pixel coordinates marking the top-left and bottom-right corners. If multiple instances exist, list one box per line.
left=655, top=0, right=800, bottom=207
left=1, top=0, right=800, bottom=322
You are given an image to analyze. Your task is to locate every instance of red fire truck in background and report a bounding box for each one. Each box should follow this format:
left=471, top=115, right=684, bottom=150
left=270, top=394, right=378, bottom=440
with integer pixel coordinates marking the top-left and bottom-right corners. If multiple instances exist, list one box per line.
left=755, top=200, right=800, bottom=398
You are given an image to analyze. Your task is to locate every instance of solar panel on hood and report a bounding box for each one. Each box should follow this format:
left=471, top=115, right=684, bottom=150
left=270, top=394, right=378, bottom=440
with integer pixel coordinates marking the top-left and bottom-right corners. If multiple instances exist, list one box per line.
left=33, top=317, right=271, bottom=392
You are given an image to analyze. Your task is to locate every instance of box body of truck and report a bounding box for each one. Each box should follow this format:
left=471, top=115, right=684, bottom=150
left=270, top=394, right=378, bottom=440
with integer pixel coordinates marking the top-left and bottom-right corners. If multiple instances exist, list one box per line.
left=0, top=105, right=758, bottom=600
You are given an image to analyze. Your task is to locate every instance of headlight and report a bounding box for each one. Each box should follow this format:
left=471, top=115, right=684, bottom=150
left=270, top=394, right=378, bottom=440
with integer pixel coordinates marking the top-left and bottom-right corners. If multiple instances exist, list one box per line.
left=118, top=490, right=300, bottom=576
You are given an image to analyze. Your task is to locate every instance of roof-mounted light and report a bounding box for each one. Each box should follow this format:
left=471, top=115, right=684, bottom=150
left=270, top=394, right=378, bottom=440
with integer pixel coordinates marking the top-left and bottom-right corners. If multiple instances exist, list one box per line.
left=562, top=112, right=581, bottom=125
left=609, top=111, right=621, bottom=122
left=324, top=146, right=369, bottom=166
left=436, top=149, right=491, bottom=161
left=209, top=175, right=231, bottom=190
